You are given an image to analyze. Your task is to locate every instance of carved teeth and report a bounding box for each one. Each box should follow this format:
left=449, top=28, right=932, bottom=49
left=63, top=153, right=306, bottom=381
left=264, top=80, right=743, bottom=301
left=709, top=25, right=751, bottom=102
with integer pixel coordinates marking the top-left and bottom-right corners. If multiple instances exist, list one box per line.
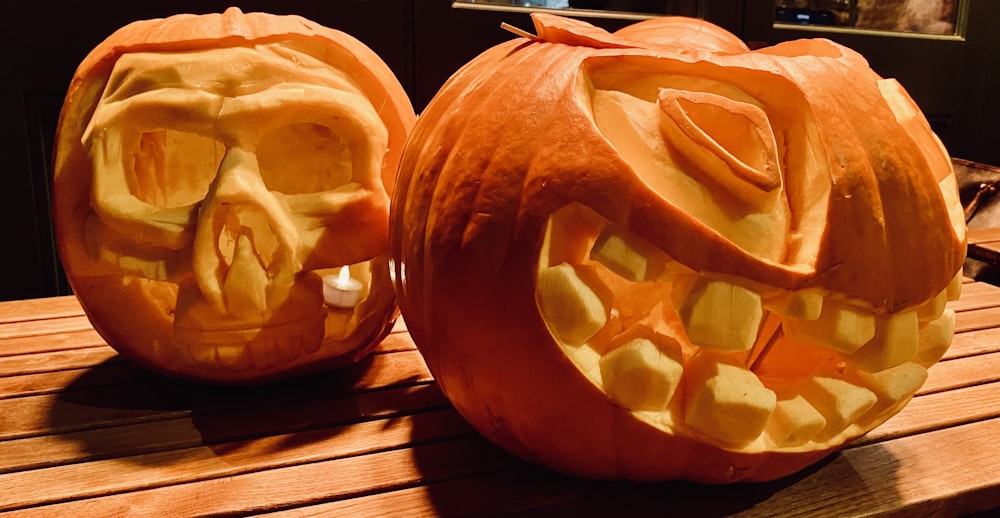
left=215, top=344, right=252, bottom=370
left=914, top=308, right=956, bottom=366
left=798, top=376, right=877, bottom=440
left=849, top=310, right=919, bottom=372
left=783, top=300, right=876, bottom=354
left=765, top=395, right=827, bottom=447
left=537, top=206, right=963, bottom=447
left=540, top=203, right=604, bottom=267
left=916, top=287, right=948, bottom=322
left=855, top=362, right=928, bottom=413
left=683, top=353, right=777, bottom=445
left=187, top=336, right=307, bottom=371
left=672, top=275, right=763, bottom=352
left=589, top=225, right=668, bottom=282
left=537, top=262, right=612, bottom=346
left=249, top=339, right=282, bottom=369
left=189, top=342, right=251, bottom=370
left=763, top=287, right=824, bottom=321
left=599, top=325, right=684, bottom=411
left=586, top=308, right=622, bottom=355
left=946, top=270, right=963, bottom=302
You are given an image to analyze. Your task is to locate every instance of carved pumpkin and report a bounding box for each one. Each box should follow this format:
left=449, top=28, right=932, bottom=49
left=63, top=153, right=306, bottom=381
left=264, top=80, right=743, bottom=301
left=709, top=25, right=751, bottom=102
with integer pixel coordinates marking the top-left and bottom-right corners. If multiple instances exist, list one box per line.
left=52, top=8, right=415, bottom=383
left=390, top=14, right=966, bottom=482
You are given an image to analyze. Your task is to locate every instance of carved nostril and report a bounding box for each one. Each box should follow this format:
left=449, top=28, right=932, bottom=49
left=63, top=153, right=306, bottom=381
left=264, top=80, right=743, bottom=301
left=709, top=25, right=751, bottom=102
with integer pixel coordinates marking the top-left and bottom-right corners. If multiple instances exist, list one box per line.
left=193, top=147, right=301, bottom=313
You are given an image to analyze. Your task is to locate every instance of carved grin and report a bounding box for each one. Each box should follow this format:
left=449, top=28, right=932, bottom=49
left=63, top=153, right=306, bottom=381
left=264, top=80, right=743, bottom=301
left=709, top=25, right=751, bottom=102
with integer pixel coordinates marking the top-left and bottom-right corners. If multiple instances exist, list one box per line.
left=175, top=309, right=326, bottom=371
left=171, top=273, right=329, bottom=372
left=537, top=202, right=960, bottom=451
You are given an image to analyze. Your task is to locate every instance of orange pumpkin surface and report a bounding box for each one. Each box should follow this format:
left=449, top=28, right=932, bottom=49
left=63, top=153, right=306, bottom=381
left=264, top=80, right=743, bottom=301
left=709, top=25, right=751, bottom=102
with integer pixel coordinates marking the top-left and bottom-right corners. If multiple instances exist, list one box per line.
left=390, top=14, right=966, bottom=482
left=52, top=8, right=415, bottom=383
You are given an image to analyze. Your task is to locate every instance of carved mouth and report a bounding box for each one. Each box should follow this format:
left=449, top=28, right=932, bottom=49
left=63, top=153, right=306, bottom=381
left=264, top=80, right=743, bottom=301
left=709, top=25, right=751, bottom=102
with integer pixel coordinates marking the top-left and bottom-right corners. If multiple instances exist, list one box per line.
left=172, top=275, right=328, bottom=372
left=175, top=310, right=326, bottom=371
left=536, top=203, right=960, bottom=451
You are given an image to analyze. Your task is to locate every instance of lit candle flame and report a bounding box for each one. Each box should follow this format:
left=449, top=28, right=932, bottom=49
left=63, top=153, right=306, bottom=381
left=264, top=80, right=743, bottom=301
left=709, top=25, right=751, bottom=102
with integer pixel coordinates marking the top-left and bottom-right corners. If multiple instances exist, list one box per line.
left=323, top=265, right=362, bottom=308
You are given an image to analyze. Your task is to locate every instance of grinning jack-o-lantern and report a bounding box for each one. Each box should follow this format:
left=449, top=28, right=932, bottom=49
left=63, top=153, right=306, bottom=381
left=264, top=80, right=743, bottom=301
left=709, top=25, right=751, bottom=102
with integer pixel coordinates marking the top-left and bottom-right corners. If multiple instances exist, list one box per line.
left=390, top=14, right=967, bottom=482
left=52, top=8, right=415, bottom=383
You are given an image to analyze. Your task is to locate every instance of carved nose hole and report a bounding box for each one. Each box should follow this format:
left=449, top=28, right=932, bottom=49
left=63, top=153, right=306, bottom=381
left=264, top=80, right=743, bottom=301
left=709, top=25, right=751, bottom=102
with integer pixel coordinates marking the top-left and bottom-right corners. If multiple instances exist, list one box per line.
left=212, top=205, right=282, bottom=317
left=194, top=147, right=302, bottom=312
left=216, top=207, right=279, bottom=273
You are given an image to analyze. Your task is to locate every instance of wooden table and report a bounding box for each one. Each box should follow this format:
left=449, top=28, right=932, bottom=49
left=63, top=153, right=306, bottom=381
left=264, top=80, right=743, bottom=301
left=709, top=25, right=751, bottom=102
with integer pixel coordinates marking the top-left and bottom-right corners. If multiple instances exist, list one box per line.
left=2, top=280, right=1000, bottom=517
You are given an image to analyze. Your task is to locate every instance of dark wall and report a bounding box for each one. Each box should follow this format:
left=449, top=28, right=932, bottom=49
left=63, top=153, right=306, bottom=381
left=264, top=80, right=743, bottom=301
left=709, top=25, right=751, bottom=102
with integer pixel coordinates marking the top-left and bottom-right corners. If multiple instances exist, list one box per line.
left=2, top=0, right=994, bottom=301
left=0, top=1, right=659, bottom=301
left=1, top=0, right=412, bottom=301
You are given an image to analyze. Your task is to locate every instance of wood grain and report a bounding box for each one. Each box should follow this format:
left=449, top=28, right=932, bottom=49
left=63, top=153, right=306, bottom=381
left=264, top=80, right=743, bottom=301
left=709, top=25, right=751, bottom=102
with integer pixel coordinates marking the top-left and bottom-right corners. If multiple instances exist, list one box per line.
left=1, top=282, right=1000, bottom=516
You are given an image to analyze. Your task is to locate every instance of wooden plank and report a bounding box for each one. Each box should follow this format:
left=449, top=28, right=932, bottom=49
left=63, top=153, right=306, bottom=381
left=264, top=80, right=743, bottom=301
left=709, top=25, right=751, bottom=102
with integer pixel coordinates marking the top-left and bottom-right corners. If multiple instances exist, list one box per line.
left=0, top=348, right=433, bottom=441
left=263, top=417, right=1000, bottom=518
left=954, top=305, right=1000, bottom=334
left=14, top=381, right=995, bottom=516
left=966, top=226, right=1000, bottom=245
left=0, top=326, right=412, bottom=365
left=0, top=346, right=118, bottom=378
left=920, top=350, right=1000, bottom=395
left=857, top=380, right=1000, bottom=446
left=0, top=296, right=83, bottom=324
left=0, top=328, right=107, bottom=358
left=2, top=435, right=520, bottom=517
left=0, top=408, right=473, bottom=512
left=0, top=337, right=418, bottom=400
left=947, top=324, right=1000, bottom=359
left=969, top=242, right=1000, bottom=265
left=949, top=280, right=1000, bottom=312
left=0, top=383, right=450, bottom=474
left=262, top=465, right=592, bottom=518
left=0, top=315, right=95, bottom=341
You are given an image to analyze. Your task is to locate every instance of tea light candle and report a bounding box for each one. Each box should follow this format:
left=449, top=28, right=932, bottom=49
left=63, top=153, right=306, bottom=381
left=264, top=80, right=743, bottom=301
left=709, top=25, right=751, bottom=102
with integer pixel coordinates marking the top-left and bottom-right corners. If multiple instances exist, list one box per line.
left=323, top=266, right=362, bottom=309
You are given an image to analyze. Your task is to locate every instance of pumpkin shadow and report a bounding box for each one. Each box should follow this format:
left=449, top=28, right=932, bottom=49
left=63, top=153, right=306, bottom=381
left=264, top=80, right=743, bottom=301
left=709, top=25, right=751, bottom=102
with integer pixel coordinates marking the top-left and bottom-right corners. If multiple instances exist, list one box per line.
left=409, top=416, right=905, bottom=517
left=44, top=351, right=421, bottom=469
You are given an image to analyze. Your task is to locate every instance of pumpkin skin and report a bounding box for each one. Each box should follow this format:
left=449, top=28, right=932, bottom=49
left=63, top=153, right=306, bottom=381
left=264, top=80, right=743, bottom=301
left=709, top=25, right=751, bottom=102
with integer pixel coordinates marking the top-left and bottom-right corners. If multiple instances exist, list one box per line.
left=52, top=8, right=415, bottom=383
left=390, top=14, right=966, bottom=483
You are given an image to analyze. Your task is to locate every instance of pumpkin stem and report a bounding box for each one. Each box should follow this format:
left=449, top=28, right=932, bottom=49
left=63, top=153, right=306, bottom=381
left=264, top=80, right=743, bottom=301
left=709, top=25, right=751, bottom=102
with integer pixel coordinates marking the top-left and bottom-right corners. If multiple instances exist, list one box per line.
left=500, top=22, right=539, bottom=42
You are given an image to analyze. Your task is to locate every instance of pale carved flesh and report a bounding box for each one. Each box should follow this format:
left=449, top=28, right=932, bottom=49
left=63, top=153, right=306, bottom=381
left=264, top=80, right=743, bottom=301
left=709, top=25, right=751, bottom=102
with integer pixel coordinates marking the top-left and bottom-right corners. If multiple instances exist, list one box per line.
left=78, top=43, right=391, bottom=374
left=534, top=70, right=963, bottom=452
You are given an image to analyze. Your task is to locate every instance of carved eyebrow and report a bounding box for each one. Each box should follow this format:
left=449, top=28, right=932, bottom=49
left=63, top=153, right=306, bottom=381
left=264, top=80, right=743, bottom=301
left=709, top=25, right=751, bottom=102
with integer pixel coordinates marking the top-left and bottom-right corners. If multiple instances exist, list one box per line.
left=102, top=44, right=364, bottom=104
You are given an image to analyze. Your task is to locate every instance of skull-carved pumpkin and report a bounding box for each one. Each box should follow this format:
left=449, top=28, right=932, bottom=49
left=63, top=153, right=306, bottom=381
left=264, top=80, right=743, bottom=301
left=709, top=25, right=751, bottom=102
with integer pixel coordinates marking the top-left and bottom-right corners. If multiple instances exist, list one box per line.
left=52, top=8, right=415, bottom=383
left=390, top=14, right=967, bottom=482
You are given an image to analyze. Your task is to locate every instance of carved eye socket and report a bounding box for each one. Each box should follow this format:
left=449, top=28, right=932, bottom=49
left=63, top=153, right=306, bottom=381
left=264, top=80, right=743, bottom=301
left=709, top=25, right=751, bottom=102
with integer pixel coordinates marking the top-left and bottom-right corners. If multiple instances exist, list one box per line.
left=127, top=129, right=223, bottom=209
left=124, top=121, right=355, bottom=209
left=257, top=122, right=354, bottom=195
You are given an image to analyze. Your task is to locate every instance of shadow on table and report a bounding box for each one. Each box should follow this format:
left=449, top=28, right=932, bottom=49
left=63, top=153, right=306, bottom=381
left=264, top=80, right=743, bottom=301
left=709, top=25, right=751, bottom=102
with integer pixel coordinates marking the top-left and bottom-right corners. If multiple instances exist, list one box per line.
left=44, top=351, right=430, bottom=468
left=408, top=420, right=905, bottom=517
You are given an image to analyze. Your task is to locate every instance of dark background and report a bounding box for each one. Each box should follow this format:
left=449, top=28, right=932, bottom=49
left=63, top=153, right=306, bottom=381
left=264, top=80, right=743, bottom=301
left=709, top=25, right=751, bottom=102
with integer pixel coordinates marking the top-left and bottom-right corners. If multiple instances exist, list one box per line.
left=2, top=0, right=995, bottom=301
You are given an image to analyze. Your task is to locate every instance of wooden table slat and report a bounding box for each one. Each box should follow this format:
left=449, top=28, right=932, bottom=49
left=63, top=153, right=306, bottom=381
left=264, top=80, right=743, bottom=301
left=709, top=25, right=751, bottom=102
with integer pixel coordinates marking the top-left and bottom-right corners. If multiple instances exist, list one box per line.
left=0, top=349, right=433, bottom=442
left=1, top=435, right=519, bottom=517
left=857, top=379, right=1000, bottom=446
left=0, top=408, right=475, bottom=513
left=262, top=417, right=1000, bottom=518
left=920, top=349, right=1000, bottom=394
left=0, top=296, right=84, bottom=324
left=966, top=226, right=1000, bottom=245
left=0, top=383, right=451, bottom=475
left=949, top=280, right=1000, bottom=312
left=0, top=315, right=95, bottom=342
left=1, top=279, right=1000, bottom=516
